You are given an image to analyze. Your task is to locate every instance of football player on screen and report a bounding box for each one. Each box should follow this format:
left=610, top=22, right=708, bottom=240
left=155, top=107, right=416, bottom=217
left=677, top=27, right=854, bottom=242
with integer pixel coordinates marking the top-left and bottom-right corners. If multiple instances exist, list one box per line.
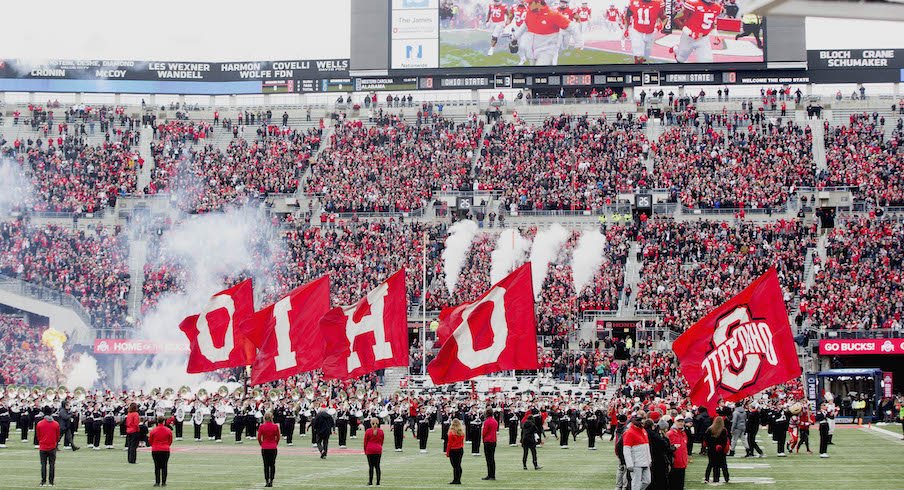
left=624, top=0, right=666, bottom=63
left=512, top=0, right=583, bottom=66
left=557, top=0, right=577, bottom=49
left=672, top=0, right=723, bottom=63
left=505, top=1, right=531, bottom=65
left=486, top=0, right=510, bottom=55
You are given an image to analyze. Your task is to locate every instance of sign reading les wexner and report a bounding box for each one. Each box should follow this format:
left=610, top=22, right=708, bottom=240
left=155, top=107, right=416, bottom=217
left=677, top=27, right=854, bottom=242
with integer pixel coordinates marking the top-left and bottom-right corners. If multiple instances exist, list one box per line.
left=819, top=338, right=904, bottom=356
left=94, top=339, right=189, bottom=355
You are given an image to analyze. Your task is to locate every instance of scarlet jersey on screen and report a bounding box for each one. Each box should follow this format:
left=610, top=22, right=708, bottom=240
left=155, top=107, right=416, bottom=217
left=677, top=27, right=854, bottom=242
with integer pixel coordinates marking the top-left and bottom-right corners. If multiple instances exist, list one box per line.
left=683, top=0, right=722, bottom=37
left=557, top=6, right=575, bottom=20
left=512, top=4, right=529, bottom=26
left=606, top=7, right=620, bottom=21
left=628, top=0, right=664, bottom=34
left=525, top=5, right=572, bottom=34
left=488, top=3, right=508, bottom=23
left=672, top=268, right=802, bottom=413
left=576, top=6, right=592, bottom=21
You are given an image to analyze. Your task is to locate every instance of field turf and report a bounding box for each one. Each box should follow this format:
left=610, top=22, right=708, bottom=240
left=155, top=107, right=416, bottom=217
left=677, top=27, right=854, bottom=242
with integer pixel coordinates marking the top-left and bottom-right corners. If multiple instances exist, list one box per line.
left=1, top=425, right=901, bottom=489
left=440, top=30, right=635, bottom=67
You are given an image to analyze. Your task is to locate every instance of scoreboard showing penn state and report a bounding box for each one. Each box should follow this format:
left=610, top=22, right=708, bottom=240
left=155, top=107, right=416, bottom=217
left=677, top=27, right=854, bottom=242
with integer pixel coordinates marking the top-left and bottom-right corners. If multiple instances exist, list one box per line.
left=391, top=0, right=767, bottom=69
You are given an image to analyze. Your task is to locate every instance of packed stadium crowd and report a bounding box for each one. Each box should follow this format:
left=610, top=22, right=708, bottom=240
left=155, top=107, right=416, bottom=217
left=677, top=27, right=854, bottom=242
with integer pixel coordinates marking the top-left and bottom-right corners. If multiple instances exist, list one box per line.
left=0, top=314, right=60, bottom=386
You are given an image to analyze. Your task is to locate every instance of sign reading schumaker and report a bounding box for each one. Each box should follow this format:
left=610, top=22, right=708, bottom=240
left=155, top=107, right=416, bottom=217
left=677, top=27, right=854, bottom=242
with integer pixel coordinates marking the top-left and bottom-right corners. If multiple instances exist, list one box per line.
left=807, top=49, right=903, bottom=70
left=0, top=58, right=349, bottom=81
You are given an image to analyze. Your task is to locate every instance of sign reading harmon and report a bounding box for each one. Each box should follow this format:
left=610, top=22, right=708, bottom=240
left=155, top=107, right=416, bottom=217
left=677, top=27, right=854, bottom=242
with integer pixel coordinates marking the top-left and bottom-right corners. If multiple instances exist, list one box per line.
left=0, top=58, right=349, bottom=81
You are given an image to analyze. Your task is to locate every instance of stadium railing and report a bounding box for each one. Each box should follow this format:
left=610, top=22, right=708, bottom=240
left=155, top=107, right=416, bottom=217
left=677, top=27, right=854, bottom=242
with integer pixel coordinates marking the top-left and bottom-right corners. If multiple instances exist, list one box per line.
left=0, top=273, right=95, bottom=328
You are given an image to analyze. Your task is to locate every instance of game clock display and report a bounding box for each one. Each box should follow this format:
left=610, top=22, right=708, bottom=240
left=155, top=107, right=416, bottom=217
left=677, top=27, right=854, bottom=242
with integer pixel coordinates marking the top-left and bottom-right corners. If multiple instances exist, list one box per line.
left=563, top=74, right=592, bottom=86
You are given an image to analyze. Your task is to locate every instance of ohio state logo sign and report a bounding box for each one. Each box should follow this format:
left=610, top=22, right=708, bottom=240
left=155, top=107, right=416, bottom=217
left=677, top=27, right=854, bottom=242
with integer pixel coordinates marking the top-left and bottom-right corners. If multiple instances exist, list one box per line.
left=701, top=306, right=779, bottom=400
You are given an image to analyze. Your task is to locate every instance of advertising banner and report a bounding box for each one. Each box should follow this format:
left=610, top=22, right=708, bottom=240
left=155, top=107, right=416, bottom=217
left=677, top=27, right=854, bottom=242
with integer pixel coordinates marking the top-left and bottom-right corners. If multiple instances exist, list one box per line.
left=93, top=339, right=189, bottom=355
left=819, top=338, right=904, bottom=356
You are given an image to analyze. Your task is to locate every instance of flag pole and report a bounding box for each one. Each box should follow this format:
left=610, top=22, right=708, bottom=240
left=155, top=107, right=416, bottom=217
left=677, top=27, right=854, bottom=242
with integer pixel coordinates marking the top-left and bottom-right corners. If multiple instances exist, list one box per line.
left=421, top=230, right=428, bottom=376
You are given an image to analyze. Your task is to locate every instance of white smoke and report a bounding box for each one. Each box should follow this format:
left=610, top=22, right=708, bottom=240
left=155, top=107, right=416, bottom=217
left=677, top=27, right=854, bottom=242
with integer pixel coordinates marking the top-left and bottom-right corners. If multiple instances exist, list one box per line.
left=490, top=228, right=531, bottom=285
left=442, top=220, right=479, bottom=295
left=572, top=229, right=607, bottom=294
left=66, top=354, right=101, bottom=389
left=0, top=159, right=33, bottom=214
left=126, top=204, right=282, bottom=390
left=528, top=224, right=570, bottom=299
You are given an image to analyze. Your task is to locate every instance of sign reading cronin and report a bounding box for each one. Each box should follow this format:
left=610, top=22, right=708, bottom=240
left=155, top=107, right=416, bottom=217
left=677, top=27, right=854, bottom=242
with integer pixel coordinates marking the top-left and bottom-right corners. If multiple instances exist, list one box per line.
left=94, top=339, right=189, bottom=355
left=819, top=338, right=904, bottom=356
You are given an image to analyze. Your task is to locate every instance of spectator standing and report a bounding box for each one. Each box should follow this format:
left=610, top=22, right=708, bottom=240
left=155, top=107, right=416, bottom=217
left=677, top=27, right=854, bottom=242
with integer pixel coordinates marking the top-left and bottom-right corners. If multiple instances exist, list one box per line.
left=258, top=412, right=281, bottom=487
left=36, top=408, right=60, bottom=487
left=148, top=416, right=173, bottom=487
left=364, top=417, right=384, bottom=486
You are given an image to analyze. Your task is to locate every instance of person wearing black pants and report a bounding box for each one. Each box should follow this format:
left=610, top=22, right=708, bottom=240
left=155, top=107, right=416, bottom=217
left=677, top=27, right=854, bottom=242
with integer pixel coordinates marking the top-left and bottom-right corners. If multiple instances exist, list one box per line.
left=364, top=418, right=384, bottom=486
left=284, top=412, right=295, bottom=446
left=36, top=409, right=60, bottom=487
left=816, top=405, right=831, bottom=458
left=481, top=409, right=498, bottom=481
left=312, top=409, right=334, bottom=459
left=703, top=416, right=730, bottom=484
left=772, top=409, right=789, bottom=457
left=104, top=411, right=116, bottom=448
left=446, top=419, right=465, bottom=485
left=392, top=413, right=405, bottom=452
left=258, top=412, right=281, bottom=487
left=521, top=416, right=541, bottom=470
left=507, top=412, right=519, bottom=446
left=126, top=403, right=140, bottom=464
left=745, top=407, right=764, bottom=457
left=417, top=412, right=430, bottom=453
left=0, top=403, right=10, bottom=447
left=337, top=410, right=349, bottom=448
left=149, top=417, right=173, bottom=487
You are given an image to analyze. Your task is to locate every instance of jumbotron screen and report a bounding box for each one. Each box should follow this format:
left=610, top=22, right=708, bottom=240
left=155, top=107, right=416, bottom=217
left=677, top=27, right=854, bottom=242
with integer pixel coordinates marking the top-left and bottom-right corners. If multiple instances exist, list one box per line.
left=391, top=0, right=766, bottom=68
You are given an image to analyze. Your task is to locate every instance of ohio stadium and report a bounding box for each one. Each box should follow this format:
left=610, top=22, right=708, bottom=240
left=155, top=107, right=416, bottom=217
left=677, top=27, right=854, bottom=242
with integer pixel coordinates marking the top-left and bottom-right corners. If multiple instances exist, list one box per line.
left=0, top=0, right=903, bottom=488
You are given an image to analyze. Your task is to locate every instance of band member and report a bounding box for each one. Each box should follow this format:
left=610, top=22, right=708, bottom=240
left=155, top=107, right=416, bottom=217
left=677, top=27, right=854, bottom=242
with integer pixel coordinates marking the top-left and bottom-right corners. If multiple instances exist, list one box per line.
left=392, top=412, right=405, bottom=452
left=214, top=406, right=226, bottom=443
left=417, top=409, right=430, bottom=453
left=364, top=417, right=384, bottom=486
left=313, top=407, right=334, bottom=459
left=468, top=410, right=482, bottom=456
left=337, top=407, right=349, bottom=448
left=797, top=407, right=813, bottom=453
left=559, top=407, right=571, bottom=448
left=283, top=407, right=296, bottom=446
left=234, top=407, right=245, bottom=443
left=349, top=408, right=360, bottom=439
left=673, top=0, right=723, bottom=63
left=126, top=402, right=140, bottom=464
left=772, top=406, right=790, bottom=457
left=258, top=412, right=281, bottom=487
left=149, top=416, right=173, bottom=487
left=507, top=409, right=519, bottom=446
left=104, top=407, right=116, bottom=448
left=173, top=404, right=185, bottom=441
left=37, top=408, right=60, bottom=487
left=441, top=410, right=452, bottom=452
left=90, top=405, right=102, bottom=449
left=625, top=0, right=666, bottom=63
left=192, top=405, right=204, bottom=441
left=0, top=402, right=9, bottom=447
left=446, top=418, right=465, bottom=485
left=816, top=403, right=831, bottom=458
left=482, top=408, right=498, bottom=481
left=585, top=408, right=598, bottom=450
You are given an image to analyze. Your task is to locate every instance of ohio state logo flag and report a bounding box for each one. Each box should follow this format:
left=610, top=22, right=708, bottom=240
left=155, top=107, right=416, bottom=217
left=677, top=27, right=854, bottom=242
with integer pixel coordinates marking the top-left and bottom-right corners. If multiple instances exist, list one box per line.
left=672, top=268, right=802, bottom=412
left=242, top=276, right=331, bottom=385
left=428, top=263, right=539, bottom=385
left=319, top=270, right=409, bottom=380
left=179, top=279, right=257, bottom=373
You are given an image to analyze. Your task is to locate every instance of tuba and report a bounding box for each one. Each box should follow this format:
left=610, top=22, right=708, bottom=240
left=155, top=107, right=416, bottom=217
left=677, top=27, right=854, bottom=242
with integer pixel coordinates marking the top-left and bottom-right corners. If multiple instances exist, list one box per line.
left=150, top=387, right=161, bottom=397
left=73, top=387, right=87, bottom=402
left=178, top=386, right=193, bottom=400
left=268, top=389, right=282, bottom=402
left=163, top=387, right=175, bottom=400
left=45, top=387, right=57, bottom=399
left=251, top=388, right=263, bottom=401
left=57, top=386, right=68, bottom=398
left=5, top=385, right=17, bottom=398
left=290, top=389, right=301, bottom=401
left=338, top=390, right=348, bottom=402
left=304, top=387, right=315, bottom=401
left=197, top=389, right=209, bottom=402
left=217, top=386, right=229, bottom=397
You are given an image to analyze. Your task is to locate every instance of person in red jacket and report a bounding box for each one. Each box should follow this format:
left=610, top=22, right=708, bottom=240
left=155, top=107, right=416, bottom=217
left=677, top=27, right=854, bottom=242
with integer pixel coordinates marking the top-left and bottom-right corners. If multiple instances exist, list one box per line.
left=257, top=412, right=281, bottom=488
left=36, top=408, right=60, bottom=487
left=148, top=416, right=173, bottom=487
left=363, top=417, right=384, bottom=486
left=481, top=408, right=498, bottom=481
left=667, top=417, right=689, bottom=490
left=446, top=418, right=465, bottom=485
left=126, top=403, right=141, bottom=464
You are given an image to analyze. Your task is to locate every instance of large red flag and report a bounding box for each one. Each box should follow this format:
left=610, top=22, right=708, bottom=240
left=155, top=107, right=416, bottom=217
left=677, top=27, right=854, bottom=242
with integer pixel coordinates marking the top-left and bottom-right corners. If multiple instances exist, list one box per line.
left=179, top=279, right=256, bottom=374
left=672, top=268, right=802, bottom=412
left=428, top=263, right=539, bottom=385
left=243, top=276, right=331, bottom=385
left=319, top=270, right=408, bottom=380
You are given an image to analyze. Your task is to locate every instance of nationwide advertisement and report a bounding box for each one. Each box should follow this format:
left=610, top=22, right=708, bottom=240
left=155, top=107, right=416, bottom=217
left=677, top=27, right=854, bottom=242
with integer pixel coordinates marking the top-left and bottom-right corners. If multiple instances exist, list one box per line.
left=430, top=0, right=766, bottom=68
left=819, top=338, right=904, bottom=356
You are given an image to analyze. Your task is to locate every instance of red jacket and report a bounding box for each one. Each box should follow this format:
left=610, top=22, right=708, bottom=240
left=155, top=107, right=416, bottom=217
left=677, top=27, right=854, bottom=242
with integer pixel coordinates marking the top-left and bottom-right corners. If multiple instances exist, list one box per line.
left=126, top=412, right=140, bottom=434
left=482, top=417, right=498, bottom=443
left=364, top=427, right=384, bottom=455
left=446, top=432, right=464, bottom=457
left=37, top=419, right=60, bottom=451
left=667, top=428, right=689, bottom=469
left=258, top=422, right=281, bottom=450
left=148, top=425, right=173, bottom=452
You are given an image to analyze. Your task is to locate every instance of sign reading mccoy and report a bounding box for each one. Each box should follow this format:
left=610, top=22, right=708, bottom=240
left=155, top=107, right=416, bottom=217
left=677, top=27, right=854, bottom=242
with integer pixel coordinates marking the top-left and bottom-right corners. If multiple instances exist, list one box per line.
left=0, top=58, right=349, bottom=81
left=807, top=49, right=903, bottom=70
left=819, top=338, right=904, bottom=356
left=94, top=339, right=189, bottom=355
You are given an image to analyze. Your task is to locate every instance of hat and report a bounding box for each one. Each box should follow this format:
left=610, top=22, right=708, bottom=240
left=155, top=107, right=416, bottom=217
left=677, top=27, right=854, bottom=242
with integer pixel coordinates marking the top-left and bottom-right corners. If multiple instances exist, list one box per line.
left=649, top=411, right=661, bottom=422
left=657, top=419, right=669, bottom=430
left=617, top=414, right=627, bottom=423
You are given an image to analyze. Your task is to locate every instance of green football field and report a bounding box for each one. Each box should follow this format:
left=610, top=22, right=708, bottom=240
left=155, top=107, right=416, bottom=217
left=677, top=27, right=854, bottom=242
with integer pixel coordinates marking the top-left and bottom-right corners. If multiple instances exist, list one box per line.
left=440, top=30, right=635, bottom=67
left=1, top=425, right=901, bottom=489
